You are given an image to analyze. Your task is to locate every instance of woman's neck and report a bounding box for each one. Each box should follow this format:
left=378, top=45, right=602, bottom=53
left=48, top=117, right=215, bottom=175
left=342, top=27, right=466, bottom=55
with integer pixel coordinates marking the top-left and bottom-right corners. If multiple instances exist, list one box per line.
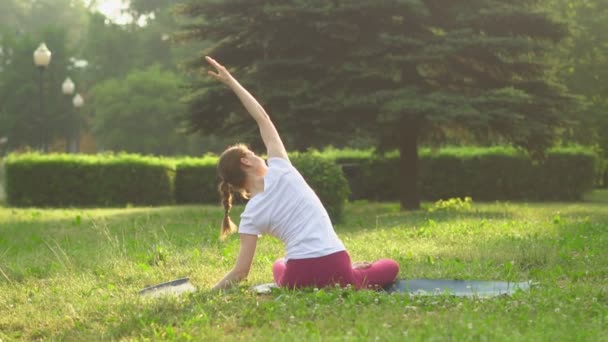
left=247, top=175, right=265, bottom=197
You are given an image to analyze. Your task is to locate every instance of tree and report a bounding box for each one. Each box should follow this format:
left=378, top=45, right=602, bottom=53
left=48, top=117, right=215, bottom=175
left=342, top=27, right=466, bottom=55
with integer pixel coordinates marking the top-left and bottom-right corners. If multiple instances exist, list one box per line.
left=90, top=65, right=200, bottom=155
left=0, top=0, right=26, bottom=29
left=0, top=27, right=73, bottom=150
left=127, top=0, right=208, bottom=72
left=547, top=0, right=608, bottom=160
left=0, top=0, right=90, bottom=45
left=0, top=0, right=90, bottom=151
left=177, top=0, right=579, bottom=209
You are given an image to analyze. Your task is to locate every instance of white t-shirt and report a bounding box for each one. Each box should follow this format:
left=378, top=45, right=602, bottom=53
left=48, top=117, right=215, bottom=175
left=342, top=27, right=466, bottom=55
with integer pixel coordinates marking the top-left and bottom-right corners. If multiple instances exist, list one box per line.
left=238, top=157, right=346, bottom=260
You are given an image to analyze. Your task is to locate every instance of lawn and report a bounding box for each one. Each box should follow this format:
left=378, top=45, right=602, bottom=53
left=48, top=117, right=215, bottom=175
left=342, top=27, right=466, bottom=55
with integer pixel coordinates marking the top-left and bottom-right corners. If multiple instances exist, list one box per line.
left=0, top=192, right=607, bottom=340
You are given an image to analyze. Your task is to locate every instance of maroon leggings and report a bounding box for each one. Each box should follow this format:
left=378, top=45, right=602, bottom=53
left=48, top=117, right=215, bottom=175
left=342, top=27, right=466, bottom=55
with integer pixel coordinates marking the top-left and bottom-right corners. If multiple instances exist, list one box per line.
left=272, top=250, right=399, bottom=289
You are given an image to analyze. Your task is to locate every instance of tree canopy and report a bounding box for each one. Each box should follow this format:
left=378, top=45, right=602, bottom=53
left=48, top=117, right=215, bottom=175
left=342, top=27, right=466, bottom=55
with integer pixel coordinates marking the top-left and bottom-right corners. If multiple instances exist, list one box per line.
left=90, top=66, right=195, bottom=155
left=177, top=0, right=580, bottom=209
left=548, top=0, right=608, bottom=158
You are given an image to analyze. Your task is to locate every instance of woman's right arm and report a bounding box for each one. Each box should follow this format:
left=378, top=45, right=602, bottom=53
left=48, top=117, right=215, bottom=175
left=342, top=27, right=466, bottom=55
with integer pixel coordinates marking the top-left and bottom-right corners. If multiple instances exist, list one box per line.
left=212, top=233, right=258, bottom=291
left=206, top=56, right=288, bottom=160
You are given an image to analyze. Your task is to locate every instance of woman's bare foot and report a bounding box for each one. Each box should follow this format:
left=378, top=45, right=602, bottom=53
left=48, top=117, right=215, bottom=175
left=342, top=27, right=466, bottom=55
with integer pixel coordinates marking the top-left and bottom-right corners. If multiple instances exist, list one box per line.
left=352, top=261, right=372, bottom=270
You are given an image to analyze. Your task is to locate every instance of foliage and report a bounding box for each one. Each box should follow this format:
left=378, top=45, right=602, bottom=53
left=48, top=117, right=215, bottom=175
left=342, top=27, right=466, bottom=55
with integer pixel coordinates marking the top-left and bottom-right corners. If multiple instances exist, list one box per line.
left=0, top=1, right=201, bottom=155
left=89, top=65, right=199, bottom=155
left=4, top=153, right=174, bottom=207
left=547, top=0, right=608, bottom=158
left=173, top=152, right=350, bottom=222
left=328, top=146, right=599, bottom=201
left=174, top=155, right=219, bottom=204
left=290, top=152, right=351, bottom=223
left=428, top=197, right=473, bottom=213
left=1, top=195, right=607, bottom=339
left=80, top=11, right=178, bottom=83
left=177, top=0, right=581, bottom=209
left=0, top=0, right=89, bottom=45
left=0, top=0, right=95, bottom=152
left=3, top=151, right=350, bottom=221
left=0, top=27, right=76, bottom=150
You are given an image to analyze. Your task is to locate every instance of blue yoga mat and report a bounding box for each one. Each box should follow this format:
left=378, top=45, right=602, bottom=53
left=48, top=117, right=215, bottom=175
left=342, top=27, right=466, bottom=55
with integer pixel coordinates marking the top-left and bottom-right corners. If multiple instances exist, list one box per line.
left=383, top=279, right=531, bottom=297
left=252, top=279, right=531, bottom=297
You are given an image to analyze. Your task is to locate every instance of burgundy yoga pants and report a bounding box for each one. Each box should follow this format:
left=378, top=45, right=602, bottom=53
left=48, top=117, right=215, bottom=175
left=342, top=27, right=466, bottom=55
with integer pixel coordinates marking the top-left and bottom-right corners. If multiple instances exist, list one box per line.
left=272, top=250, right=399, bottom=289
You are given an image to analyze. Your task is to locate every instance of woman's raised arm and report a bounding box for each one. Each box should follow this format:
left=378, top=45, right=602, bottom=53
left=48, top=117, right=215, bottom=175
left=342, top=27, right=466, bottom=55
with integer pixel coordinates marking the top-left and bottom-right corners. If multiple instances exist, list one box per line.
left=206, top=56, right=288, bottom=160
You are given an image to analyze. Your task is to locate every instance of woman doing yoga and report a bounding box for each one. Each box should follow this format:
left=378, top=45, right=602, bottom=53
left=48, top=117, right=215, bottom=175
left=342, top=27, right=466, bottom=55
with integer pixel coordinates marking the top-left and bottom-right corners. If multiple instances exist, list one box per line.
left=206, top=56, right=399, bottom=291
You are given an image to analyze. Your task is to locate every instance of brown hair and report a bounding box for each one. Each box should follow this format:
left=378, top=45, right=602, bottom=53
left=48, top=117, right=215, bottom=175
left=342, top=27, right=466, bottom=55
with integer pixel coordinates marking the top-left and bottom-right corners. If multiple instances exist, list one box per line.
left=217, top=144, right=249, bottom=240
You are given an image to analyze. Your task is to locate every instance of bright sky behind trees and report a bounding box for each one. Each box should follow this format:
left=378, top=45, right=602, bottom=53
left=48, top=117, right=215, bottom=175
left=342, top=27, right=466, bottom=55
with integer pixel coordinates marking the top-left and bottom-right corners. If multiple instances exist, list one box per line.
left=87, top=0, right=141, bottom=25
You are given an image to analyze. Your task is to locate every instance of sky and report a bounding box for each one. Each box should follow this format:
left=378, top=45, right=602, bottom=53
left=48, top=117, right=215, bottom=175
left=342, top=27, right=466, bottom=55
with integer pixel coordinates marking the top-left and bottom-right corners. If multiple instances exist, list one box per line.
left=88, top=0, right=140, bottom=25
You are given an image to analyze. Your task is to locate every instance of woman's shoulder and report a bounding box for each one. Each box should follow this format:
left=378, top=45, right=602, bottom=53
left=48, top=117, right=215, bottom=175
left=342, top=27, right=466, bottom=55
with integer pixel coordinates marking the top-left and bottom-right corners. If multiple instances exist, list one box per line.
left=267, top=157, right=292, bottom=169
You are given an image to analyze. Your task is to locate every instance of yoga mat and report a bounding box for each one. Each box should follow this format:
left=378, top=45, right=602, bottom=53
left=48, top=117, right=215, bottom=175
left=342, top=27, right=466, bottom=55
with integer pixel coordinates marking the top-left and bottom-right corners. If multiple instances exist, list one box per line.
left=139, top=277, right=196, bottom=298
left=383, top=279, right=531, bottom=297
left=252, top=279, right=531, bottom=297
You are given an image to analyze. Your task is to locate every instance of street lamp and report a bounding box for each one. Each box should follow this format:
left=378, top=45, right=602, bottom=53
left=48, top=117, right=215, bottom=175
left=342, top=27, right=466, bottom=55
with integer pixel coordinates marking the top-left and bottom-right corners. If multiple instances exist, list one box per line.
left=62, top=77, right=75, bottom=95
left=62, top=78, right=75, bottom=153
left=72, top=93, right=84, bottom=153
left=33, top=43, right=52, bottom=152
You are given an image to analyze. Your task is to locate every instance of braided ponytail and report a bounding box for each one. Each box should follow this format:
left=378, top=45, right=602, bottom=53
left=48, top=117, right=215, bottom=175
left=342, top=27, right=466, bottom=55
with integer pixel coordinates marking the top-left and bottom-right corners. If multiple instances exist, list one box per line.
left=219, top=180, right=237, bottom=240
left=217, top=144, right=249, bottom=240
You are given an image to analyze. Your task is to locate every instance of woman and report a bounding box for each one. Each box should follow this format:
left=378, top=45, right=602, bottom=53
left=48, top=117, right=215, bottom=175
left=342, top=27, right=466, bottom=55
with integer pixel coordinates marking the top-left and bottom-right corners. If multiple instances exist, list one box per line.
left=206, top=56, right=399, bottom=291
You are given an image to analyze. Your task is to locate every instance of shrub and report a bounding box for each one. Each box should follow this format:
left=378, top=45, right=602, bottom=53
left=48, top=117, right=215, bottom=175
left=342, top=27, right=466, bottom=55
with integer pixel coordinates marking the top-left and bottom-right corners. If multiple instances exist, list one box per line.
left=174, top=155, right=219, bottom=204
left=166, top=152, right=351, bottom=223
left=428, top=197, right=473, bottom=213
left=324, top=146, right=598, bottom=201
left=5, top=153, right=173, bottom=207
left=290, top=152, right=351, bottom=223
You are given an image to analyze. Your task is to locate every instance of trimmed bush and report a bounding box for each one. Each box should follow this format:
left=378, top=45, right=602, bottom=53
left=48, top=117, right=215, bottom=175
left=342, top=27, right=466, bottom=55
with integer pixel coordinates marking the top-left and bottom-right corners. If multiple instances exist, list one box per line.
left=174, top=155, right=219, bottom=204
left=5, top=153, right=173, bottom=207
left=290, top=152, right=351, bottom=223
left=173, top=152, right=351, bottom=223
left=4, top=146, right=595, bottom=211
left=325, top=146, right=599, bottom=201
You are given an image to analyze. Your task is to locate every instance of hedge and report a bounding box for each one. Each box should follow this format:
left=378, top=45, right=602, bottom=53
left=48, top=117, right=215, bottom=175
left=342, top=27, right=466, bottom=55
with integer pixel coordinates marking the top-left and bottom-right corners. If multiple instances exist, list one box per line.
left=4, top=146, right=598, bottom=211
left=174, top=155, right=219, bottom=204
left=5, top=153, right=174, bottom=207
left=5, top=152, right=350, bottom=223
left=173, top=153, right=350, bottom=223
left=290, top=153, right=350, bottom=223
left=327, top=146, right=599, bottom=201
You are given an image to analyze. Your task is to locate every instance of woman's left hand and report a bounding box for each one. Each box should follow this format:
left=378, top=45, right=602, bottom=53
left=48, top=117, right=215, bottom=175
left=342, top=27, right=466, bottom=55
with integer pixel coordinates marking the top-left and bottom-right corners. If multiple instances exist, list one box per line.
left=205, top=56, right=235, bottom=85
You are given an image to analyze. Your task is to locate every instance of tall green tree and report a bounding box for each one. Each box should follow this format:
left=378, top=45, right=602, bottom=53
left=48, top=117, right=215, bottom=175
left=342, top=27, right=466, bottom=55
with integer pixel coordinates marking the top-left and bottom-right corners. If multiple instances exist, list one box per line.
left=90, top=65, right=200, bottom=155
left=127, top=0, right=207, bottom=72
left=80, top=12, right=144, bottom=81
left=0, top=0, right=89, bottom=45
left=547, top=0, right=608, bottom=159
left=0, top=0, right=90, bottom=151
left=177, top=0, right=579, bottom=209
left=0, top=0, right=26, bottom=29
left=0, top=27, right=73, bottom=150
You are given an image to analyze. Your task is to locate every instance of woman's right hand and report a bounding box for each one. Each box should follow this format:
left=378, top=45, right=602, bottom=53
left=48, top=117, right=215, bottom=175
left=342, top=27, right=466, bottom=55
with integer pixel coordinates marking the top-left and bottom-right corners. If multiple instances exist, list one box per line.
left=205, top=56, right=235, bottom=85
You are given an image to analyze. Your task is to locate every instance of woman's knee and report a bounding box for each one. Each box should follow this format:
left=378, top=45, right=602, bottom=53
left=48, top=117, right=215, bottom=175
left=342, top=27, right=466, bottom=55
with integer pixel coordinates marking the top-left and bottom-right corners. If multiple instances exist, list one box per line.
left=377, top=259, right=400, bottom=278
left=272, top=258, right=286, bottom=271
left=272, top=258, right=287, bottom=285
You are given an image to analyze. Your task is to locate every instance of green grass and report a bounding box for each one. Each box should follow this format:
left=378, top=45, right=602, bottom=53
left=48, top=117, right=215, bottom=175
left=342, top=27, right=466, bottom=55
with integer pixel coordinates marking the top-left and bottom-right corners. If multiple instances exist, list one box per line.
left=1, top=192, right=607, bottom=341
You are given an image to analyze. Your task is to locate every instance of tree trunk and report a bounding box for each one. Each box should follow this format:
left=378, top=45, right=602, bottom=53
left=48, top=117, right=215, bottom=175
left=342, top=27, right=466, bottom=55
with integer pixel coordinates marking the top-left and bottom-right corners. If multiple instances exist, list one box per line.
left=399, top=117, right=420, bottom=210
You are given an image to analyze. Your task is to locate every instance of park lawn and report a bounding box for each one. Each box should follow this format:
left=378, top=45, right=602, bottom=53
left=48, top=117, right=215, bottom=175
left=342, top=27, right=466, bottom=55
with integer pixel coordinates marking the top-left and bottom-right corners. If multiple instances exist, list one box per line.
left=0, top=192, right=607, bottom=341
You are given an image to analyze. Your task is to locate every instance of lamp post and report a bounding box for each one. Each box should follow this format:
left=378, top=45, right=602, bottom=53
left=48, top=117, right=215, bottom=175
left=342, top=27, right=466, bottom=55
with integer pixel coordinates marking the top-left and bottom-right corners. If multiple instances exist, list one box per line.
left=33, top=43, right=52, bottom=152
left=72, top=93, right=84, bottom=153
left=62, top=77, right=75, bottom=153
